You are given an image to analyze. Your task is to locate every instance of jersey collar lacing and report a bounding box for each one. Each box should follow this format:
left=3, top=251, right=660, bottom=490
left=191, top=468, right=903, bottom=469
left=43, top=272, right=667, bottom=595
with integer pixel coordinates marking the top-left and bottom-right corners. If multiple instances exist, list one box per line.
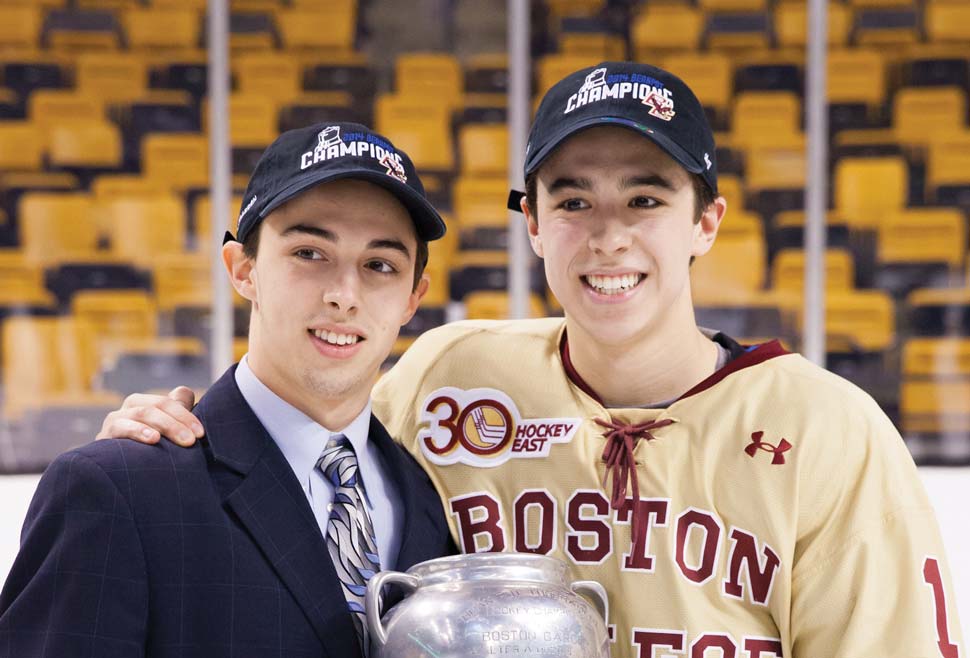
left=596, top=417, right=676, bottom=542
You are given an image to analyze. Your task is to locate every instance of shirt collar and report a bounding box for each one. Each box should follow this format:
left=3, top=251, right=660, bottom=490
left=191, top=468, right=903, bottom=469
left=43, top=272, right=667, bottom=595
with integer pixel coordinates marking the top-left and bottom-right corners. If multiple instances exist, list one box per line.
left=234, top=354, right=373, bottom=492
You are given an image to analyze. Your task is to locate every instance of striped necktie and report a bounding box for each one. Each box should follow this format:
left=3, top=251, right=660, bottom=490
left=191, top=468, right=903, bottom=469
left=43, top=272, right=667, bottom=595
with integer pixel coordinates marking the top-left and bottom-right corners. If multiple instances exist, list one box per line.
left=317, top=434, right=381, bottom=656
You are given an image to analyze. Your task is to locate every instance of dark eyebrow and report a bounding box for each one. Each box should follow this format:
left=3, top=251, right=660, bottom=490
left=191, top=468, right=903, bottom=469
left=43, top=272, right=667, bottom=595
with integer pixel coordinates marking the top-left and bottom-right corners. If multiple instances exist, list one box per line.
left=280, top=224, right=337, bottom=241
left=546, top=177, right=593, bottom=194
left=280, top=224, right=410, bottom=259
left=620, top=174, right=676, bottom=191
left=367, top=239, right=410, bottom=260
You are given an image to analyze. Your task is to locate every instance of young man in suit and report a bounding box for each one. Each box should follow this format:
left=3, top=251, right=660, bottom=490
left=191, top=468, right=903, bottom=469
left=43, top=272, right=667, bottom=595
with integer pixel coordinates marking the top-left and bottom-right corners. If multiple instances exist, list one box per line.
left=0, top=122, right=454, bottom=658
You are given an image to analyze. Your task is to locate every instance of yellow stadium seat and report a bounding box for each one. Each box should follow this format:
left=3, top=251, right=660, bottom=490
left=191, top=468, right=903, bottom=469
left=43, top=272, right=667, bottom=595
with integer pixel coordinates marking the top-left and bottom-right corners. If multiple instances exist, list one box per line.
left=194, top=193, right=244, bottom=249
left=395, top=52, right=463, bottom=110
left=771, top=248, right=855, bottom=292
left=745, top=146, right=805, bottom=192
left=72, top=289, right=157, bottom=343
left=277, top=4, right=356, bottom=52
left=28, top=90, right=103, bottom=130
left=124, top=7, right=200, bottom=52
left=47, top=120, right=122, bottom=170
left=458, top=124, right=508, bottom=177
left=717, top=174, right=745, bottom=213
left=701, top=0, right=766, bottom=8
left=631, top=4, right=703, bottom=59
left=691, top=210, right=766, bottom=302
left=926, top=0, right=970, bottom=43
left=545, top=0, right=603, bottom=19
left=76, top=0, right=140, bottom=10
left=901, top=351, right=970, bottom=434
left=893, top=86, right=968, bottom=147
left=142, top=133, right=209, bottom=190
left=46, top=11, right=122, bottom=52
left=904, top=337, right=970, bottom=377
left=847, top=0, right=914, bottom=6
left=661, top=52, right=733, bottom=119
left=92, top=174, right=171, bottom=201
left=926, top=131, right=970, bottom=201
left=234, top=53, right=302, bottom=104
left=775, top=1, right=851, bottom=48
left=535, top=53, right=603, bottom=98
left=104, top=194, right=187, bottom=266
left=0, top=122, right=44, bottom=171
left=826, top=49, right=887, bottom=109
left=224, top=94, right=278, bottom=147
left=464, top=290, right=545, bottom=320
left=453, top=177, right=508, bottom=229
left=19, top=193, right=101, bottom=266
left=152, top=253, right=212, bottom=310
left=730, top=91, right=803, bottom=151
left=228, top=12, right=276, bottom=52
left=75, top=52, right=148, bottom=104
left=1, top=315, right=97, bottom=419
left=878, top=208, right=967, bottom=269
left=375, top=94, right=453, bottom=171
left=834, top=156, right=908, bottom=229
left=558, top=32, right=625, bottom=60
left=853, top=6, right=920, bottom=46
left=0, top=250, right=55, bottom=308
left=0, top=6, right=41, bottom=49
left=824, top=289, right=894, bottom=352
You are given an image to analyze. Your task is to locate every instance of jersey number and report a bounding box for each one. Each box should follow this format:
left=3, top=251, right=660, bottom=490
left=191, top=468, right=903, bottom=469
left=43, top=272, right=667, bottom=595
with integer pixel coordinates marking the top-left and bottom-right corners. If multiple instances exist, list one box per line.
left=923, top=557, right=960, bottom=658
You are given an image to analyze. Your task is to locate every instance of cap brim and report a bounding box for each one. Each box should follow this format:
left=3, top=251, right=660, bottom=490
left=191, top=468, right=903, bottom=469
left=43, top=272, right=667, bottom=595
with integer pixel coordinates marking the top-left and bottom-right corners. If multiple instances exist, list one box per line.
left=525, top=116, right=705, bottom=178
left=259, top=168, right=446, bottom=241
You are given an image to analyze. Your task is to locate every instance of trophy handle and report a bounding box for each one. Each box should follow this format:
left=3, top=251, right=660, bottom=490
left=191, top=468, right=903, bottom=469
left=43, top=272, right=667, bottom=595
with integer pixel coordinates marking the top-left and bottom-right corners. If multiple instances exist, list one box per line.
left=570, top=580, right=610, bottom=625
left=366, top=570, right=420, bottom=647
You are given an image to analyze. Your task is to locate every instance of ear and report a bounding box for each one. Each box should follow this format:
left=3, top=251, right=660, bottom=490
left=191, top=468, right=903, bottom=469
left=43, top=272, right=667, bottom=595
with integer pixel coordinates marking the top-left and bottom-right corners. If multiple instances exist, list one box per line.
left=521, top=195, right=543, bottom=258
left=222, top=241, right=258, bottom=305
left=400, top=273, right=430, bottom=326
left=691, top=195, right=727, bottom=259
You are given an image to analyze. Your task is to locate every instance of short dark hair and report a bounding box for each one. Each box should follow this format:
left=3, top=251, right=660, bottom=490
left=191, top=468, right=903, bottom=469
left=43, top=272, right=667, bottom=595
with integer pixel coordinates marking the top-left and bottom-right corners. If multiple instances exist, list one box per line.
left=240, top=221, right=429, bottom=292
left=524, top=170, right=716, bottom=225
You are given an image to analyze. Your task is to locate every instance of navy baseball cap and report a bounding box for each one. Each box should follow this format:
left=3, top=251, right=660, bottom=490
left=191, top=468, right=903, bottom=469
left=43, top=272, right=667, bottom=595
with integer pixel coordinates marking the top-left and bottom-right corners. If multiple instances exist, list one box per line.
left=228, top=122, right=446, bottom=244
left=510, top=61, right=717, bottom=210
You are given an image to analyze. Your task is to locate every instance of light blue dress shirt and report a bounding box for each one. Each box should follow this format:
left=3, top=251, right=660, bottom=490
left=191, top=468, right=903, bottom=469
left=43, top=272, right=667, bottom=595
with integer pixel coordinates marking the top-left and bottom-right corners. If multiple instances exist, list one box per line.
left=234, top=355, right=403, bottom=569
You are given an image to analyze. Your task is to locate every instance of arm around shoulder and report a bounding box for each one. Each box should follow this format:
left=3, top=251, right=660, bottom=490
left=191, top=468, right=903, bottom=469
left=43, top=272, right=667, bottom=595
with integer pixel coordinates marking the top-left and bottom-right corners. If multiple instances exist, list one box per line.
left=0, top=449, right=149, bottom=658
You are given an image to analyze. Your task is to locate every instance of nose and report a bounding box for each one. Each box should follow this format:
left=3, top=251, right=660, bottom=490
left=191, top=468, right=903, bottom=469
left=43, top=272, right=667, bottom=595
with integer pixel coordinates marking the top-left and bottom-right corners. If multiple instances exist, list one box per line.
left=322, top=268, right=360, bottom=315
left=587, top=215, right=632, bottom=255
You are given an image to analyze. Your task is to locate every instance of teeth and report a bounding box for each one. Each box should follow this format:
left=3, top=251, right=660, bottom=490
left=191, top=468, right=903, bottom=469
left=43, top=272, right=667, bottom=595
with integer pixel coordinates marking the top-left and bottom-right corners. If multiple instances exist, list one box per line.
left=313, top=329, right=359, bottom=345
left=585, top=274, right=642, bottom=294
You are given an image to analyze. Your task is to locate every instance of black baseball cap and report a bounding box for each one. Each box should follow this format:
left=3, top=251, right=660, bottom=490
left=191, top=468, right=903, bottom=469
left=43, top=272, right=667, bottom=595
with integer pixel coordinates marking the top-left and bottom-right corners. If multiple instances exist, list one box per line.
left=509, top=61, right=718, bottom=210
left=228, top=122, right=446, bottom=244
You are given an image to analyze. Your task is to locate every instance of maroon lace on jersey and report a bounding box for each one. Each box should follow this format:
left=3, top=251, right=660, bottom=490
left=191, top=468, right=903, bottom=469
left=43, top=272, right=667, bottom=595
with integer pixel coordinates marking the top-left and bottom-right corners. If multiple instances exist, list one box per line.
left=596, top=417, right=676, bottom=539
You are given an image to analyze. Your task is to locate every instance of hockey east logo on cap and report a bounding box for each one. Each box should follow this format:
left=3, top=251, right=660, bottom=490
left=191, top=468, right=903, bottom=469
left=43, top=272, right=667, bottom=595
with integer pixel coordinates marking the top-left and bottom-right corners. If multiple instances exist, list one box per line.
left=299, top=125, right=407, bottom=182
left=417, top=387, right=580, bottom=468
left=564, top=67, right=676, bottom=122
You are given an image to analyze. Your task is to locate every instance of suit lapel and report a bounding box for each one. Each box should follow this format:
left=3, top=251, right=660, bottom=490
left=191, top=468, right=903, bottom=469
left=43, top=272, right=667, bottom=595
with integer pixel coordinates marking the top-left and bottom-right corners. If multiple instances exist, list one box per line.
left=196, top=367, right=363, bottom=658
left=366, top=416, right=444, bottom=570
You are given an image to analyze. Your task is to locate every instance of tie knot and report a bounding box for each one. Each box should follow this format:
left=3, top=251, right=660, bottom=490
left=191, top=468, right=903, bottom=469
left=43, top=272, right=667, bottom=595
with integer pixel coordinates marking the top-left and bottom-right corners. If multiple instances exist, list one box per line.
left=317, top=434, right=359, bottom=488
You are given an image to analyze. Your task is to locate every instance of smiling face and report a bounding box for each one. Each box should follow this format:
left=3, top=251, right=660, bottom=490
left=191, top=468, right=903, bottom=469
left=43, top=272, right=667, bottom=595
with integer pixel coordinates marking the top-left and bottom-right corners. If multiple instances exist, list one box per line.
left=224, top=179, right=428, bottom=427
left=523, top=126, right=725, bottom=351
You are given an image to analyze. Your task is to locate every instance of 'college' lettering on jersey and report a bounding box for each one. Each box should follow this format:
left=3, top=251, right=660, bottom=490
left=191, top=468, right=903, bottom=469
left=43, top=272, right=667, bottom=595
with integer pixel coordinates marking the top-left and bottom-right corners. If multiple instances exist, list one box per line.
left=417, top=387, right=580, bottom=467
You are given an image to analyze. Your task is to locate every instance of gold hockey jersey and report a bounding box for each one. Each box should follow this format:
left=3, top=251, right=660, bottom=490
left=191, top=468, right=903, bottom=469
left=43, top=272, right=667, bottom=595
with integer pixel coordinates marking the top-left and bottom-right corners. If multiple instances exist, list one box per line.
left=373, top=318, right=963, bottom=658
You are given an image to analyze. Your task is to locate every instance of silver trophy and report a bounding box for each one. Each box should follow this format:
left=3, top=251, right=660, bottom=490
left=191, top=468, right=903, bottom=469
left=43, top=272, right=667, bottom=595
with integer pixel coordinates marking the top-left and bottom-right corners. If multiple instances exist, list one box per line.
left=365, top=552, right=611, bottom=657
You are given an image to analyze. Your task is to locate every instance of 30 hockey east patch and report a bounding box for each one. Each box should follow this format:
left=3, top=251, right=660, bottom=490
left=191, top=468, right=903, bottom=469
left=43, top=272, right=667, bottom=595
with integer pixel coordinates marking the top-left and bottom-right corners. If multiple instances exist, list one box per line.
left=417, top=387, right=580, bottom=467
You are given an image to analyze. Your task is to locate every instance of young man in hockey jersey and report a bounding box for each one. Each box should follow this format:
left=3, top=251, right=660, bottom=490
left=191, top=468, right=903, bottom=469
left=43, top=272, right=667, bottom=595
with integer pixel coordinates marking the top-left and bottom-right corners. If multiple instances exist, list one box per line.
left=92, top=63, right=963, bottom=658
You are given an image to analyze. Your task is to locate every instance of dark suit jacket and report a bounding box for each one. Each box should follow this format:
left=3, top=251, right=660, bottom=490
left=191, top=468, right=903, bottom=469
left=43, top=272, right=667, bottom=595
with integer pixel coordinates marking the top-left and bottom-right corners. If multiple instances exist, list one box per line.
left=0, top=366, right=454, bottom=658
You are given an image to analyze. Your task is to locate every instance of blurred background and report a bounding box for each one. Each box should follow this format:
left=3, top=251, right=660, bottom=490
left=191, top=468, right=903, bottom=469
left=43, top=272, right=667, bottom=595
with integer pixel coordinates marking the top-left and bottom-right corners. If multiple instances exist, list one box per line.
left=0, top=0, right=967, bottom=634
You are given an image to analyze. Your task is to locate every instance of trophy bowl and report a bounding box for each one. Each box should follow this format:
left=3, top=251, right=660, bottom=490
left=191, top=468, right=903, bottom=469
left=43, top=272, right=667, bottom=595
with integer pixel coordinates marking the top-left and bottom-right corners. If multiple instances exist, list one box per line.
left=366, top=552, right=611, bottom=657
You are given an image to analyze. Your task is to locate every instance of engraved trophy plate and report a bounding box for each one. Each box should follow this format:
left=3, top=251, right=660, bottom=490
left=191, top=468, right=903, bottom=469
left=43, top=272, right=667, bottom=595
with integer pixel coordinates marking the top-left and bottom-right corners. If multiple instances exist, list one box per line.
left=366, top=552, right=610, bottom=657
